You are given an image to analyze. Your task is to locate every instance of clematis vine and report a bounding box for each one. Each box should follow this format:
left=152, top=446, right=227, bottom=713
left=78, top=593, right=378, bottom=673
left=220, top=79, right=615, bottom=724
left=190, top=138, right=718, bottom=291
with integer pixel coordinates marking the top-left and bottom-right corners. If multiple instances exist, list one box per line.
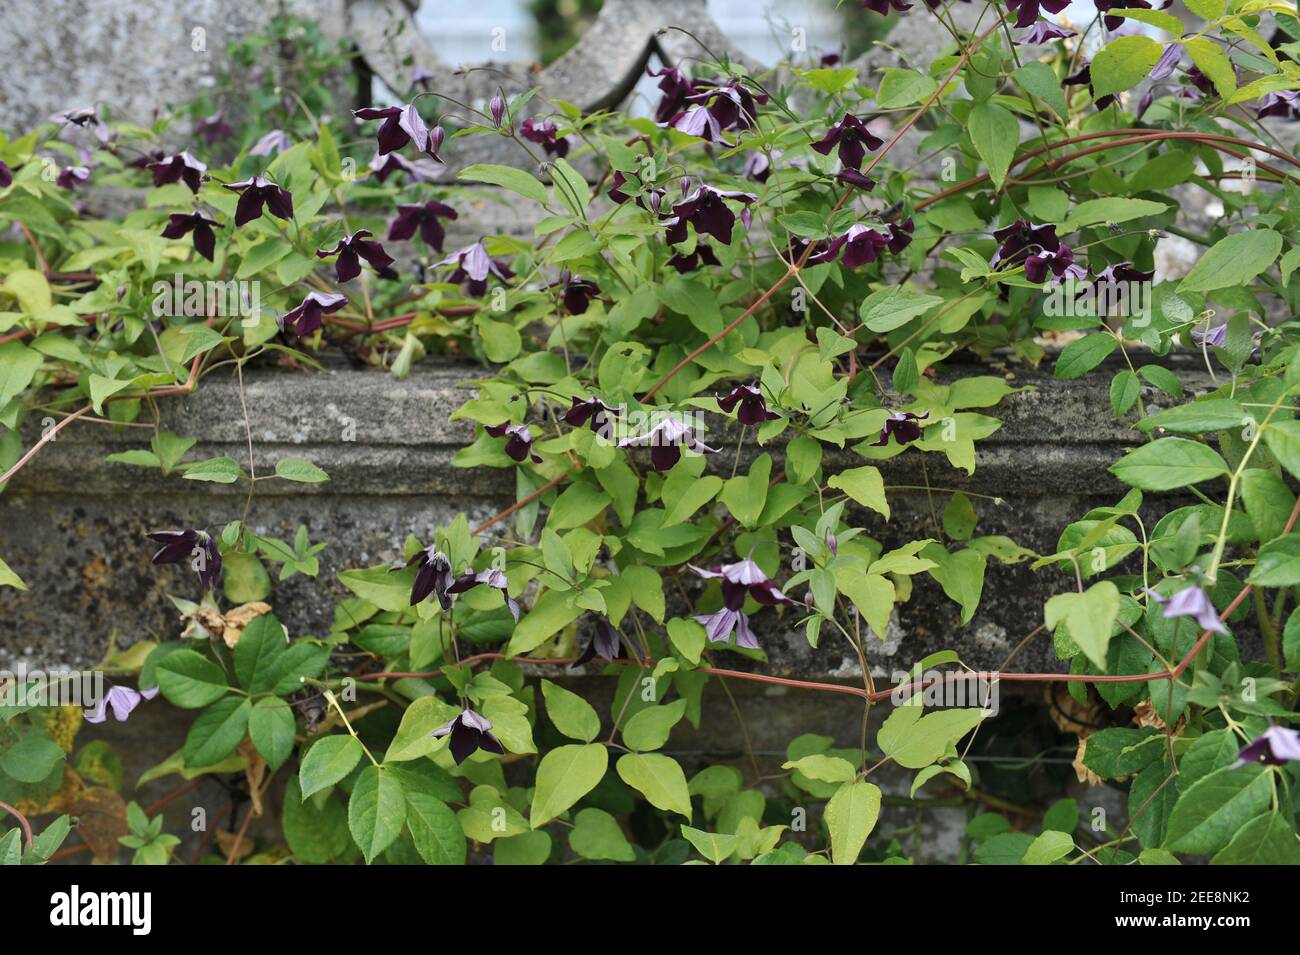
left=279, top=291, right=347, bottom=337
left=447, top=568, right=520, bottom=622
left=353, top=103, right=444, bottom=160
left=486, top=422, right=542, bottom=463
left=387, top=200, right=458, bottom=253
left=316, top=230, right=396, bottom=283
left=161, top=210, right=222, bottom=261
left=664, top=184, right=757, bottom=246
left=408, top=547, right=454, bottom=609
left=618, top=415, right=719, bottom=472
left=689, top=557, right=797, bottom=649
left=667, top=78, right=767, bottom=142
left=147, top=528, right=222, bottom=591
left=85, top=685, right=159, bottom=724
left=812, top=113, right=884, bottom=171
left=147, top=152, right=206, bottom=193
left=717, top=384, right=780, bottom=425
left=435, top=240, right=514, bottom=296
left=433, top=708, right=505, bottom=765
left=224, top=176, right=294, bottom=226
left=871, top=411, right=929, bottom=447
left=1236, top=726, right=1300, bottom=766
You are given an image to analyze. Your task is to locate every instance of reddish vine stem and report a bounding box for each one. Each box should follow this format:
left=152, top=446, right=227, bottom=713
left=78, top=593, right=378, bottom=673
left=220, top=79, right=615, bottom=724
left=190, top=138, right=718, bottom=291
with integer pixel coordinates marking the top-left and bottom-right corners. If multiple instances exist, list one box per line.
left=0, top=799, right=33, bottom=848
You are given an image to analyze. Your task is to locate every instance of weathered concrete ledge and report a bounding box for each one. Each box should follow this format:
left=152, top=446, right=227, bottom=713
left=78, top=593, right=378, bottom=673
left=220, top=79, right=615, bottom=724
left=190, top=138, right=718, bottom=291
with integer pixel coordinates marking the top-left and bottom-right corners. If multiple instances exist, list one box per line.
left=0, top=353, right=1222, bottom=678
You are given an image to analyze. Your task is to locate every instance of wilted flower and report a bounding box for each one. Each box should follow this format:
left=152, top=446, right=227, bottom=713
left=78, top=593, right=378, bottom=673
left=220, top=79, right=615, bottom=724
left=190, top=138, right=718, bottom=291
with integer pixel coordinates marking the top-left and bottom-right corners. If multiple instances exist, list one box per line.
left=147, top=152, right=206, bottom=192
left=1236, top=726, right=1300, bottom=767
left=520, top=118, right=570, bottom=157
left=618, top=415, right=719, bottom=471
left=1017, top=19, right=1076, bottom=43
left=316, top=230, right=395, bottom=283
left=353, top=103, right=444, bottom=160
left=147, top=528, right=222, bottom=590
left=1258, top=90, right=1300, bottom=121
left=718, top=384, right=780, bottom=425
left=433, top=708, right=505, bottom=765
left=1005, top=0, right=1070, bottom=29
left=249, top=129, right=293, bottom=157
left=279, top=291, right=347, bottom=337
left=1148, top=585, right=1227, bottom=634
left=812, top=113, right=884, bottom=171
left=489, top=94, right=506, bottom=129
left=486, top=422, right=542, bottom=463
left=871, top=411, right=929, bottom=447
left=56, top=166, right=90, bottom=190
left=194, top=111, right=234, bottom=146
left=161, top=211, right=222, bottom=261
left=562, top=395, right=617, bottom=434
left=85, top=684, right=159, bottom=724
left=664, top=184, right=757, bottom=246
left=224, top=175, right=294, bottom=226
left=408, top=547, right=454, bottom=609
left=435, top=240, right=514, bottom=296
left=547, top=269, right=600, bottom=314
left=387, top=200, right=458, bottom=253
left=572, top=617, right=633, bottom=667
left=447, top=568, right=520, bottom=622
left=689, top=557, right=797, bottom=649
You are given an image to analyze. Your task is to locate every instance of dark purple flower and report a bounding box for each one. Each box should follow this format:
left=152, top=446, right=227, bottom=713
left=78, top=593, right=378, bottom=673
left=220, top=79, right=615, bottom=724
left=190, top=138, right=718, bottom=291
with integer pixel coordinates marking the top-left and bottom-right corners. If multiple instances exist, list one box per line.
left=147, top=152, right=206, bottom=193
left=1094, top=262, right=1155, bottom=285
left=224, top=175, right=294, bottom=226
left=547, top=269, right=600, bottom=314
left=807, top=224, right=889, bottom=268
left=618, top=415, right=719, bottom=472
left=678, top=78, right=767, bottom=134
left=433, top=708, right=506, bottom=764
left=161, top=211, right=222, bottom=261
left=279, top=291, right=347, bottom=337
left=562, top=395, right=617, bottom=435
left=1017, top=19, right=1076, bottom=43
left=689, top=558, right=797, bottom=650
left=353, top=104, right=444, bottom=160
left=435, top=240, right=514, bottom=296
left=667, top=244, right=721, bottom=273
left=487, top=422, right=542, bottom=463
left=147, top=528, right=222, bottom=590
left=1149, top=585, right=1227, bottom=634
left=742, top=152, right=771, bottom=183
left=387, top=200, right=458, bottom=253
left=718, top=385, right=780, bottom=425
left=316, top=230, right=395, bottom=283
left=863, top=0, right=912, bottom=13
left=871, top=411, right=929, bottom=447
left=1025, top=244, right=1085, bottom=283
left=194, top=111, right=234, bottom=146
left=56, top=166, right=90, bottom=190
left=1063, top=63, right=1118, bottom=110
left=489, top=94, right=506, bottom=129
left=447, top=568, right=520, bottom=622
left=991, top=219, right=1061, bottom=268
left=520, top=118, right=570, bottom=157
left=572, top=616, right=631, bottom=668
left=0, top=160, right=11, bottom=188
left=811, top=114, right=884, bottom=171
left=1258, top=90, right=1300, bottom=121
left=819, top=51, right=843, bottom=67
left=887, top=218, right=915, bottom=254
left=1005, top=0, right=1070, bottom=29
left=408, top=547, right=454, bottom=609
left=648, top=66, right=699, bottom=124
left=836, top=168, right=877, bottom=191
left=85, top=684, right=159, bottom=724
left=664, top=184, right=757, bottom=246
left=1235, top=726, right=1300, bottom=767
left=249, top=129, right=293, bottom=157
left=608, top=171, right=666, bottom=215
left=368, top=150, right=441, bottom=184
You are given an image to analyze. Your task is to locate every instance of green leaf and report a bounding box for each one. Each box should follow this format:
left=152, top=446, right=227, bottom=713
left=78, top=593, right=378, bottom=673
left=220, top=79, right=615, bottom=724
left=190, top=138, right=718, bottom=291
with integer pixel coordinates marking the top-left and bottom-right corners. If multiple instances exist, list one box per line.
left=233, top=613, right=285, bottom=693
left=547, top=481, right=611, bottom=530
left=1248, top=535, right=1300, bottom=586
left=182, top=456, right=244, bottom=484
left=0, top=340, right=42, bottom=409
left=876, top=68, right=937, bottom=108
left=1179, top=230, right=1282, bottom=293
left=0, top=556, right=28, bottom=591
left=1185, top=37, right=1236, bottom=98
left=1263, top=420, right=1300, bottom=482
left=681, top=825, right=739, bottom=863
left=458, top=163, right=550, bottom=205
left=299, top=735, right=364, bottom=798
left=828, top=465, right=889, bottom=519
left=1060, top=198, right=1168, bottom=233
left=1022, top=829, right=1074, bottom=865
left=1013, top=62, right=1068, bottom=119
left=1165, top=765, right=1272, bottom=855
left=348, top=765, right=407, bottom=863
left=667, top=617, right=706, bottom=665
left=621, top=700, right=687, bottom=752
left=782, top=754, right=857, bottom=783
left=1184, top=0, right=1224, bottom=18
left=616, top=752, right=692, bottom=819
left=1055, top=334, right=1117, bottom=380
left=1091, top=36, right=1165, bottom=99
left=494, top=830, right=552, bottom=864
left=282, top=778, right=350, bottom=863
left=1109, top=438, right=1229, bottom=490
left=540, top=679, right=601, bottom=743
left=1137, top=398, right=1245, bottom=434
left=825, top=780, right=882, bottom=864
left=273, top=457, right=329, bottom=483
left=0, top=733, right=63, bottom=782
left=968, top=102, right=1018, bottom=189
left=877, top=706, right=986, bottom=769
left=1241, top=469, right=1296, bottom=546
left=249, top=698, right=295, bottom=771
left=1044, top=580, right=1121, bottom=670
left=570, top=807, right=635, bottom=861
left=155, top=650, right=230, bottom=708
left=182, top=697, right=251, bottom=767
left=88, top=374, right=133, bottom=414
left=385, top=696, right=461, bottom=762
left=504, top=589, right=582, bottom=657
left=718, top=453, right=771, bottom=529
left=859, top=287, right=943, bottom=333
left=530, top=743, right=609, bottom=828
left=662, top=474, right=723, bottom=526
left=405, top=792, right=467, bottom=865
left=1210, top=812, right=1300, bottom=864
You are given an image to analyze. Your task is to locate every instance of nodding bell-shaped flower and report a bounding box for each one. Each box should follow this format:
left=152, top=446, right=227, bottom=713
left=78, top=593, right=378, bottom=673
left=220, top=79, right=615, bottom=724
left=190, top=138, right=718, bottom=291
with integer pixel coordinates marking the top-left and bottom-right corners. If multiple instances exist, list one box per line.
left=667, top=244, right=721, bottom=273
left=562, top=396, right=617, bottom=435
left=871, top=411, right=929, bottom=447
left=85, top=684, right=159, bottom=724
left=57, top=166, right=90, bottom=190
left=618, top=416, right=719, bottom=472
left=547, top=269, right=600, bottom=314
left=689, top=558, right=797, bottom=650
left=648, top=65, right=699, bottom=124
left=1192, top=322, right=1228, bottom=349
left=1005, top=0, right=1070, bottom=29
left=572, top=617, right=635, bottom=668
left=520, top=119, right=571, bottom=157
left=811, top=113, right=884, bottom=171
left=863, top=0, right=913, bottom=13
left=717, top=384, right=780, bottom=425
left=486, top=422, right=542, bottom=463
left=353, top=103, right=444, bottom=160
left=1257, top=90, right=1300, bottom=121
left=279, top=291, right=347, bottom=337
left=161, top=210, right=222, bottom=261
left=249, top=129, right=293, bottom=157
left=194, top=111, right=234, bottom=145
left=1235, top=726, right=1300, bottom=767
left=368, top=151, right=441, bottom=184
left=224, top=176, right=294, bottom=226
left=316, top=230, right=395, bottom=283
left=664, top=184, right=757, bottom=247
left=433, top=708, right=506, bottom=765
left=447, top=568, right=520, bottom=622
left=1016, top=19, right=1076, bottom=44
left=1148, top=585, right=1227, bottom=634
left=408, top=547, right=454, bottom=610
left=146, top=528, right=222, bottom=591
left=148, top=151, right=206, bottom=193
left=435, top=240, right=514, bottom=297
left=0, top=160, right=11, bottom=188
left=387, top=200, right=458, bottom=253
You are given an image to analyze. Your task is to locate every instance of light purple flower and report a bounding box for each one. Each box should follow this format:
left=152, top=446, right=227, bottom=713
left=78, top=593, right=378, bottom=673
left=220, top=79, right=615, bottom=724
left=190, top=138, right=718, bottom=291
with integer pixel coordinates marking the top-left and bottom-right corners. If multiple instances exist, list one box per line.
left=1017, top=19, right=1077, bottom=44
left=1150, top=585, right=1227, bottom=634
left=1192, top=322, right=1228, bottom=348
left=1236, top=726, right=1300, bottom=766
left=447, top=568, right=520, bottom=622
left=435, top=240, right=514, bottom=296
left=85, top=684, right=159, bottom=724
left=249, top=129, right=293, bottom=156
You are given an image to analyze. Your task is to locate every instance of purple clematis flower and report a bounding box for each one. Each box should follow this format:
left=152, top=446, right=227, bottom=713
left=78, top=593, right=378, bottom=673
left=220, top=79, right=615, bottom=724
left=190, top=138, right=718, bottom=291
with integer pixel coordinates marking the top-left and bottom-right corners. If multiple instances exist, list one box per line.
left=1236, top=726, right=1300, bottom=767
left=664, top=185, right=757, bottom=246
left=161, top=211, right=222, bottom=261
left=1258, top=90, right=1300, bottom=121
left=520, top=118, right=570, bottom=157
left=547, top=269, right=601, bottom=314
left=572, top=616, right=634, bottom=668
left=489, top=94, right=506, bottom=129
left=1063, top=63, right=1118, bottom=111
left=147, top=152, right=206, bottom=193
left=0, top=160, right=12, bottom=189
left=993, top=219, right=1083, bottom=282
left=863, top=0, right=913, bottom=12
left=435, top=241, right=514, bottom=297
left=486, top=422, right=542, bottom=463
left=648, top=66, right=699, bottom=124
left=679, top=78, right=767, bottom=134
left=1026, top=244, right=1086, bottom=284
left=618, top=415, right=719, bottom=472
left=1150, top=42, right=1185, bottom=81
left=194, top=111, right=234, bottom=145
left=836, top=168, right=877, bottom=191
left=433, top=708, right=506, bottom=765
left=667, top=244, right=721, bottom=273
left=742, top=152, right=771, bottom=183
left=718, top=384, right=780, bottom=425
left=807, top=223, right=890, bottom=268
left=52, top=106, right=111, bottom=142
left=353, top=103, right=444, bottom=160
left=387, top=200, right=458, bottom=253
left=871, top=411, right=929, bottom=447
left=1017, top=19, right=1076, bottom=44
left=447, top=568, right=521, bottom=622
left=316, top=230, right=395, bottom=283
left=1149, top=585, right=1227, bottom=634
left=56, top=166, right=90, bottom=190
left=408, top=546, right=454, bottom=609
left=812, top=114, right=884, bottom=171
left=249, top=129, right=293, bottom=157
left=689, top=557, right=797, bottom=650
left=1192, top=322, right=1228, bottom=348
left=147, top=528, right=222, bottom=591
left=562, top=395, right=618, bottom=436
left=1005, top=0, right=1070, bottom=29
left=224, top=176, right=294, bottom=226
left=368, top=150, right=441, bottom=184
left=279, top=291, right=347, bottom=337
left=666, top=104, right=730, bottom=145
left=85, top=684, right=159, bottom=724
